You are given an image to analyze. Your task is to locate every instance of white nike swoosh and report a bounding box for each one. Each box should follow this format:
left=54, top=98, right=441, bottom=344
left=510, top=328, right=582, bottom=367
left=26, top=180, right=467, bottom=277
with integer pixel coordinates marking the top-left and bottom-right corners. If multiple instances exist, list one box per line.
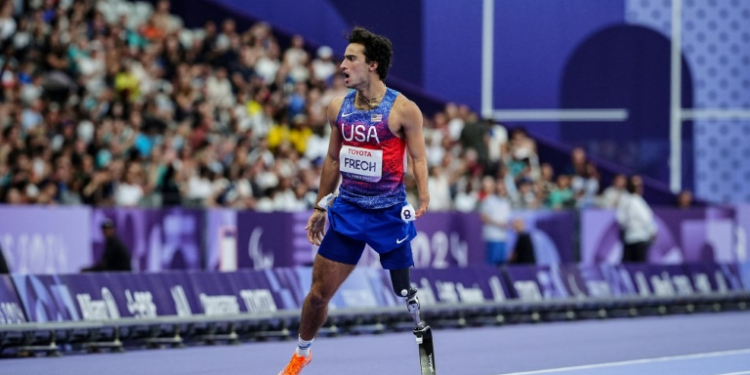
left=341, top=112, right=355, bottom=117
left=396, top=235, right=409, bottom=244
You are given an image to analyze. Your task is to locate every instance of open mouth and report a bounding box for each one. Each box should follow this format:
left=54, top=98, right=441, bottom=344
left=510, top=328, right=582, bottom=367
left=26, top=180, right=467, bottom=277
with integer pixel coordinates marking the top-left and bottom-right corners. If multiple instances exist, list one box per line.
left=343, top=73, right=350, bottom=84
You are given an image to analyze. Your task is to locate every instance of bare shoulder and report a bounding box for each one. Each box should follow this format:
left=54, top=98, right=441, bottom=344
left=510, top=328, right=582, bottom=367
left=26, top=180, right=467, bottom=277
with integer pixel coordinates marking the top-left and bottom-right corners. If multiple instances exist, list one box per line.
left=393, top=94, right=419, bottom=115
left=392, top=94, right=423, bottom=129
left=326, top=96, right=346, bottom=125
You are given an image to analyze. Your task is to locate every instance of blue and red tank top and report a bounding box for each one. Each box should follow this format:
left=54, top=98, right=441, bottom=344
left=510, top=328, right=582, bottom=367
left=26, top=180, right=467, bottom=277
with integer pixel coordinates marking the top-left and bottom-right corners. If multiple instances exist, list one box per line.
left=336, top=88, right=406, bottom=209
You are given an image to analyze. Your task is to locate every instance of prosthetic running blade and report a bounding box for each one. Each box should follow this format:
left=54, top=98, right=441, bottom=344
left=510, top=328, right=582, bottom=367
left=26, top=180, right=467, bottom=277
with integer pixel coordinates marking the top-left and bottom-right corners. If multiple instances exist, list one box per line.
left=414, top=323, right=436, bottom=374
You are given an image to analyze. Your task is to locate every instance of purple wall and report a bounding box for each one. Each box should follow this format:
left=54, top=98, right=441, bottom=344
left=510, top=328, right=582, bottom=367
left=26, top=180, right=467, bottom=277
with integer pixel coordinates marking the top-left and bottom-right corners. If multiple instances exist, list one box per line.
left=205, top=209, right=238, bottom=271
left=235, top=211, right=300, bottom=270
left=209, top=210, right=575, bottom=269
left=1, top=205, right=747, bottom=282
left=509, top=210, right=576, bottom=264
left=581, top=207, right=739, bottom=265
left=327, top=0, right=424, bottom=87
left=422, top=0, right=483, bottom=109
left=493, top=0, right=625, bottom=110
left=0, top=206, right=92, bottom=274
left=91, top=208, right=204, bottom=272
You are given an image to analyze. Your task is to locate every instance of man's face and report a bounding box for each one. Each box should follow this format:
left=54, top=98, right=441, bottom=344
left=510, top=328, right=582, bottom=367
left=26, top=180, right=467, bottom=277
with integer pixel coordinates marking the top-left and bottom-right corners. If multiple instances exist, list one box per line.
left=340, top=43, right=375, bottom=88
left=614, top=175, right=626, bottom=188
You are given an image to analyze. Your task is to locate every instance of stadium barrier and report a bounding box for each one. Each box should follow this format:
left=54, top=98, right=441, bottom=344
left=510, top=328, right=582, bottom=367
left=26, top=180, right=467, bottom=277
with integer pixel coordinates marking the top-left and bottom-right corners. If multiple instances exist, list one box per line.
left=1, top=263, right=749, bottom=356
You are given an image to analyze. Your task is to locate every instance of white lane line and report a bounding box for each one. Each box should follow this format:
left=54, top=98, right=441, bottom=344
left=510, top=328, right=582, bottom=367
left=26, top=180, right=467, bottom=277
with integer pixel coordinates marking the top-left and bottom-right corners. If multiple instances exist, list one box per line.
left=494, top=348, right=750, bottom=375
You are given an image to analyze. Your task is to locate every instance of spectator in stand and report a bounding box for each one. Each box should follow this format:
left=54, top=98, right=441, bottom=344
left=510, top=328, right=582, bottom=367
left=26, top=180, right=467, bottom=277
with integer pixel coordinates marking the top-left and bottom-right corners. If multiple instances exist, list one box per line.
left=284, top=35, right=307, bottom=71
left=158, top=163, right=182, bottom=206
left=506, top=127, right=539, bottom=182
left=547, top=174, right=575, bottom=210
left=514, top=178, right=540, bottom=210
left=206, top=66, right=234, bottom=109
left=486, top=120, right=508, bottom=172
left=676, top=190, right=693, bottom=209
left=537, top=163, right=556, bottom=205
left=424, top=112, right=448, bottom=168
left=441, top=102, right=462, bottom=142
left=454, top=177, right=479, bottom=213
left=425, top=165, right=449, bottom=211
left=600, top=173, right=627, bottom=209
left=0, top=2, right=16, bottom=43
left=50, top=155, right=81, bottom=204
left=491, top=163, right=518, bottom=203
left=288, top=114, right=312, bottom=156
left=81, top=163, right=115, bottom=206
left=114, top=162, right=145, bottom=207
left=273, top=175, right=299, bottom=212
left=319, top=74, right=348, bottom=108
left=151, top=0, right=180, bottom=36
left=459, top=115, right=489, bottom=169
left=480, top=176, right=512, bottom=266
left=572, top=161, right=600, bottom=208
left=184, top=164, right=212, bottom=207
left=311, top=45, right=336, bottom=84
left=565, top=147, right=588, bottom=176
left=0, top=0, right=644, bottom=214
left=616, top=175, right=657, bottom=263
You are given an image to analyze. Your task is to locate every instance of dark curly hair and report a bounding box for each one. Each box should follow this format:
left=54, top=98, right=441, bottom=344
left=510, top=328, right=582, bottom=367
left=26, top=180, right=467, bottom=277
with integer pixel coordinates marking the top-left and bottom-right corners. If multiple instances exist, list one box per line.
left=345, top=27, right=393, bottom=80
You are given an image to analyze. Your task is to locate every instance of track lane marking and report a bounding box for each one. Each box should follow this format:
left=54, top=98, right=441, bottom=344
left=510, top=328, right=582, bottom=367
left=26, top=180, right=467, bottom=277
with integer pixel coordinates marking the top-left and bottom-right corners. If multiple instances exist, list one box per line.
left=495, top=348, right=750, bottom=375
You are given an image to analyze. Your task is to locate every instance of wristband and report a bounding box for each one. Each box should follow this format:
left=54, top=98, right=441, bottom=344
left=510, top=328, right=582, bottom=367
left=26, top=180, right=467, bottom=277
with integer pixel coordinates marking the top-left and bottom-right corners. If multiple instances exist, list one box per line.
left=317, top=193, right=334, bottom=210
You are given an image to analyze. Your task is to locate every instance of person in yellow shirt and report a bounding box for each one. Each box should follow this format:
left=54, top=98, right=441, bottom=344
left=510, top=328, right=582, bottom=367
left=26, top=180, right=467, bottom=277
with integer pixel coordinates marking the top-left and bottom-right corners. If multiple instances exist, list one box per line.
left=114, top=65, right=139, bottom=102
left=267, top=120, right=291, bottom=151
left=289, top=114, right=312, bottom=155
left=268, top=114, right=312, bottom=155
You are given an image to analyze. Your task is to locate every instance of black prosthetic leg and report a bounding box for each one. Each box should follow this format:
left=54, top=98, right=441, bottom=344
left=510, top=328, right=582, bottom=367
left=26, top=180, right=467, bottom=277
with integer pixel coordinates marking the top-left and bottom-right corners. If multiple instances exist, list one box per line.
left=391, top=269, right=436, bottom=374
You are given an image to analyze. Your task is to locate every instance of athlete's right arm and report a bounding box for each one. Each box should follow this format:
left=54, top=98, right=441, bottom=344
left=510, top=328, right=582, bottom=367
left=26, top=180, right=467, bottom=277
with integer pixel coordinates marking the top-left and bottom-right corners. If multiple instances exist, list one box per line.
left=306, top=97, right=344, bottom=246
left=316, top=97, right=345, bottom=202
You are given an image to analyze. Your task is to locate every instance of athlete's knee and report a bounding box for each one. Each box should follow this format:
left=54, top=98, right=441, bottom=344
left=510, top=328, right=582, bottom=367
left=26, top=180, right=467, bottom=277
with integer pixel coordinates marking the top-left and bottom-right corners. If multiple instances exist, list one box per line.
left=307, top=284, right=332, bottom=309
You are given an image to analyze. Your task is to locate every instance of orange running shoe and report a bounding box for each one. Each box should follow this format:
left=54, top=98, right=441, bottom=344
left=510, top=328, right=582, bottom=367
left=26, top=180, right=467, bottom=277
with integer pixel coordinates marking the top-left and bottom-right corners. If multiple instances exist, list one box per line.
left=277, top=351, right=312, bottom=375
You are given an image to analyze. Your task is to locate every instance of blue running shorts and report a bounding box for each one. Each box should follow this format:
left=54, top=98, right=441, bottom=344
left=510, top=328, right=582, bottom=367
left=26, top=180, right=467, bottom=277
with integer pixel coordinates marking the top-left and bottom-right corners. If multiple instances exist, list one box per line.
left=485, top=241, right=508, bottom=265
left=317, top=198, right=416, bottom=269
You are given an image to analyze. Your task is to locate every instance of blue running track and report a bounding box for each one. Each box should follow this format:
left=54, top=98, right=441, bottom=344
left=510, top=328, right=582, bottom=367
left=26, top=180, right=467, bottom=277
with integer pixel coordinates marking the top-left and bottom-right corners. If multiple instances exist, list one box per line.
left=1, top=312, right=749, bottom=375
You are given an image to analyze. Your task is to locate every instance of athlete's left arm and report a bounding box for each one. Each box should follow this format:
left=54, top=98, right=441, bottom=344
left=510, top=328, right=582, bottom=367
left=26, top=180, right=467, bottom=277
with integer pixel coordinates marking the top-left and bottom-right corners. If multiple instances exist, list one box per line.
left=399, top=98, right=430, bottom=218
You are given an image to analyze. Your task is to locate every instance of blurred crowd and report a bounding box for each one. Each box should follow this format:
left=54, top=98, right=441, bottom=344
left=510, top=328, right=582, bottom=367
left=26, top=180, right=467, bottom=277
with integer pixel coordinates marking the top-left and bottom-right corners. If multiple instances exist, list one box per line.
left=0, top=0, right=651, bottom=213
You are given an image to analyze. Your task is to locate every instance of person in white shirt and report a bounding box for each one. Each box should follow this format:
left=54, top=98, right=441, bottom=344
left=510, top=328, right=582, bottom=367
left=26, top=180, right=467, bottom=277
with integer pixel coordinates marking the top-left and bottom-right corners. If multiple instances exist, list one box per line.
left=600, top=173, right=627, bottom=209
left=426, top=165, right=452, bottom=211
left=480, top=177, right=512, bottom=265
left=206, top=67, right=234, bottom=109
left=616, top=175, right=657, bottom=263
left=311, top=46, right=336, bottom=83
left=454, top=178, right=479, bottom=212
left=115, top=163, right=145, bottom=207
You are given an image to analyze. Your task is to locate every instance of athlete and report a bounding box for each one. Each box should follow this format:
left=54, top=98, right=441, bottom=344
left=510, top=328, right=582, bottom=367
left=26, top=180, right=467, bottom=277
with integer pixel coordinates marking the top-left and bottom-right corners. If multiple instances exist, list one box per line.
left=277, top=26, right=430, bottom=375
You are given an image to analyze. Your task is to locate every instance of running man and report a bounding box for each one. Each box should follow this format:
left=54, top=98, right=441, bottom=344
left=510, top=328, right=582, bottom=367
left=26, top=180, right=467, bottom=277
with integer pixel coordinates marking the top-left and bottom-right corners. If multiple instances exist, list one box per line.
left=277, top=26, right=430, bottom=375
